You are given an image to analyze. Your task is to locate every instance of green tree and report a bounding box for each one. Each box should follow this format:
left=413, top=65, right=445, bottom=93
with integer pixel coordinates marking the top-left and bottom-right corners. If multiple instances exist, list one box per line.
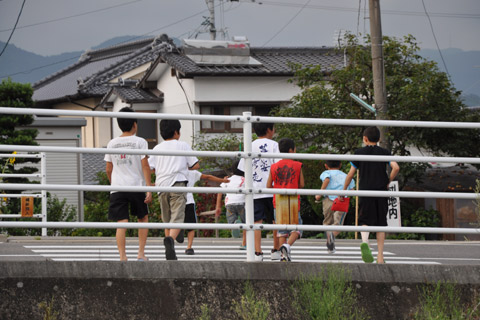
left=273, top=34, right=480, bottom=187
left=0, top=78, right=39, bottom=217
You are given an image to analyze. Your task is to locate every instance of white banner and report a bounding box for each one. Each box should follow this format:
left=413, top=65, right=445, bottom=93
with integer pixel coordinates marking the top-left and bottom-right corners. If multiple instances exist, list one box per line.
left=387, top=181, right=402, bottom=227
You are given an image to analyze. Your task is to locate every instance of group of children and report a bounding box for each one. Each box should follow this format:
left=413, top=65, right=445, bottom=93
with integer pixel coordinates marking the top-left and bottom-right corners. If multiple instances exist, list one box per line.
left=105, top=107, right=399, bottom=264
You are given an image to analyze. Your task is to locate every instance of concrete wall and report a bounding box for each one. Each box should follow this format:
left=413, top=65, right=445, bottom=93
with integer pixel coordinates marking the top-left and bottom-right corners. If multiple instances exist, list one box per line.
left=1, top=261, right=479, bottom=320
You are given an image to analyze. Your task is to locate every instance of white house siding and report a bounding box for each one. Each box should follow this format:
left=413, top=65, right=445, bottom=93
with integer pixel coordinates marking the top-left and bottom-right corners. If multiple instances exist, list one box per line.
left=27, top=118, right=85, bottom=221
left=194, top=77, right=301, bottom=102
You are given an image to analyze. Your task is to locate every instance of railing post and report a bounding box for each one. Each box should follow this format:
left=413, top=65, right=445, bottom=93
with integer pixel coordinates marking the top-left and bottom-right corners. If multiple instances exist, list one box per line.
left=242, top=112, right=255, bottom=262
left=41, top=152, right=47, bottom=237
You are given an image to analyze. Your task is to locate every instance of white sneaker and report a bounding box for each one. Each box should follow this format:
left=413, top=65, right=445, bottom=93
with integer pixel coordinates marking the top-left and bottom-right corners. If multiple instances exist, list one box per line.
left=270, top=249, right=281, bottom=261
left=280, top=244, right=291, bottom=261
left=254, top=252, right=264, bottom=261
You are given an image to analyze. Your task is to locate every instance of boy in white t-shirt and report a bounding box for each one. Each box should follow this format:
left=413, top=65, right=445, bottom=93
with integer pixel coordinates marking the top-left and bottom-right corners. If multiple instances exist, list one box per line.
left=237, top=123, right=280, bottom=261
left=149, top=119, right=199, bottom=260
left=105, top=107, right=152, bottom=261
left=215, top=160, right=246, bottom=249
left=184, top=170, right=228, bottom=255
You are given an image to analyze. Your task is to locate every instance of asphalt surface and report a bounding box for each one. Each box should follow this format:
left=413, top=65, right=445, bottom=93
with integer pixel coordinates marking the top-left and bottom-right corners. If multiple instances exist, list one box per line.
left=1, top=236, right=479, bottom=265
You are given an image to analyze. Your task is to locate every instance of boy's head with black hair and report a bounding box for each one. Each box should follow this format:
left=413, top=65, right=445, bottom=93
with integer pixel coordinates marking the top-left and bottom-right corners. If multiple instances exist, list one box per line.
left=278, top=138, right=295, bottom=153
left=117, top=107, right=137, bottom=132
left=231, top=159, right=244, bottom=177
left=363, top=126, right=380, bottom=143
left=253, top=122, right=274, bottom=138
left=160, top=119, right=181, bottom=140
left=325, top=160, right=341, bottom=169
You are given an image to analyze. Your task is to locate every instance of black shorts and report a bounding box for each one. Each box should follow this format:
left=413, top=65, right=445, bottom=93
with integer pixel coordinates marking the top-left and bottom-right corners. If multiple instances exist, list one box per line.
left=358, top=197, right=388, bottom=226
left=108, top=192, right=149, bottom=221
left=254, top=197, right=275, bottom=223
left=184, top=203, right=197, bottom=231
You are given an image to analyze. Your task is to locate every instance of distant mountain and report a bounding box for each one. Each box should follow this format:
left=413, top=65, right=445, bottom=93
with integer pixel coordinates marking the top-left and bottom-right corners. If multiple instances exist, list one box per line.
left=419, top=48, right=480, bottom=106
left=0, top=43, right=82, bottom=85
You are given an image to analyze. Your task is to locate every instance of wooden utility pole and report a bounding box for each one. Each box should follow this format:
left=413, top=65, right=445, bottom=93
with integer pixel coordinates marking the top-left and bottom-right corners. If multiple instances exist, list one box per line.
left=369, top=0, right=389, bottom=149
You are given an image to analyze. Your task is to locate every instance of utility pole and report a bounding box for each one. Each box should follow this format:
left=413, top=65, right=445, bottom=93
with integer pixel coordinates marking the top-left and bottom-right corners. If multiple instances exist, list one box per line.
left=369, top=0, right=389, bottom=149
left=206, top=0, right=216, bottom=40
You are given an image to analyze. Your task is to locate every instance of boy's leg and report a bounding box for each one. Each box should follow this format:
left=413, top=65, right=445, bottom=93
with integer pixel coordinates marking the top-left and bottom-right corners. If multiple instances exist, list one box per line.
left=116, top=219, right=128, bottom=261
left=167, top=189, right=186, bottom=242
left=137, top=215, right=148, bottom=260
left=187, top=231, right=195, bottom=249
left=254, top=221, right=262, bottom=253
left=376, top=232, right=385, bottom=263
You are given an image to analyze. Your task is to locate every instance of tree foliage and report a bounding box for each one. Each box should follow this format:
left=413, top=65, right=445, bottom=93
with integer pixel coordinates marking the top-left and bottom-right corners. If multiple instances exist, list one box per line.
left=0, top=78, right=39, bottom=184
left=273, top=34, right=480, bottom=187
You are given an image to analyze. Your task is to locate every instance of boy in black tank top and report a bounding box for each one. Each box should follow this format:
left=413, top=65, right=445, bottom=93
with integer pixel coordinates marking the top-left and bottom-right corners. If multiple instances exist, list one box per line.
left=342, top=127, right=399, bottom=264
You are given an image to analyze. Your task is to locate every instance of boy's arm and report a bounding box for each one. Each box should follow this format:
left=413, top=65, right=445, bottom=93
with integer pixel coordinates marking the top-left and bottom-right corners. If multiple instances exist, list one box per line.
left=343, top=166, right=356, bottom=192
left=389, top=161, right=400, bottom=185
left=315, top=178, right=330, bottom=201
left=215, top=193, right=223, bottom=217
left=266, top=171, right=273, bottom=188
left=201, top=174, right=229, bottom=184
left=299, top=168, right=305, bottom=189
left=106, top=162, right=113, bottom=184
left=141, top=157, right=153, bottom=204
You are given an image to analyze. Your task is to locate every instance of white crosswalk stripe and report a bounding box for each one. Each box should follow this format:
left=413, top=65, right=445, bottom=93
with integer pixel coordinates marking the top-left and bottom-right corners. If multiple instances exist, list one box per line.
left=23, top=243, right=441, bottom=264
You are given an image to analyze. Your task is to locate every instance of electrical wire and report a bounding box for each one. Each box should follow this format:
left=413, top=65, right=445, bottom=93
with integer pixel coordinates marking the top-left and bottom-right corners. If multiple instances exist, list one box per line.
left=1, top=5, right=216, bottom=79
left=421, top=0, right=451, bottom=80
left=0, top=0, right=26, bottom=58
left=262, top=0, right=311, bottom=47
left=252, top=1, right=480, bottom=19
left=0, top=0, right=142, bottom=33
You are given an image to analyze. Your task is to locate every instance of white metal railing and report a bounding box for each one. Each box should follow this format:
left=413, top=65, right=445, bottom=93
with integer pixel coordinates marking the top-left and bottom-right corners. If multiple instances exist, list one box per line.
left=0, top=107, right=479, bottom=261
left=0, top=152, right=47, bottom=236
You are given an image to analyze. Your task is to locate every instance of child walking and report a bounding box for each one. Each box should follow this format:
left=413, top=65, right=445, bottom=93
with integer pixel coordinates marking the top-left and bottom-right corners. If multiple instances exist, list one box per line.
left=215, top=160, right=246, bottom=250
left=149, top=119, right=199, bottom=260
left=315, top=160, right=355, bottom=253
left=343, top=127, right=399, bottom=264
left=184, top=170, right=228, bottom=255
left=237, top=123, right=280, bottom=261
left=267, top=138, right=304, bottom=262
left=105, top=107, right=152, bottom=261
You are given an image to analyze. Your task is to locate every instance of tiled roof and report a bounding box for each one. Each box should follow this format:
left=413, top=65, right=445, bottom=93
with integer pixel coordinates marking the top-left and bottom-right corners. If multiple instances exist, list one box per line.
left=101, top=86, right=163, bottom=105
left=82, top=153, right=105, bottom=185
left=163, top=47, right=344, bottom=77
left=33, top=35, right=175, bottom=105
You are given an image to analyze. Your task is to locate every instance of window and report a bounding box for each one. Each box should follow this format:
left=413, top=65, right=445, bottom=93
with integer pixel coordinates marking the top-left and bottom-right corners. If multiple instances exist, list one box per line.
left=200, top=104, right=277, bottom=133
left=136, top=111, right=158, bottom=149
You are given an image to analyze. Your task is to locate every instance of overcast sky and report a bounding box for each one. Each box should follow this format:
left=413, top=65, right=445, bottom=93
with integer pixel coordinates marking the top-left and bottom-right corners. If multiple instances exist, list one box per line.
left=0, top=0, right=479, bottom=56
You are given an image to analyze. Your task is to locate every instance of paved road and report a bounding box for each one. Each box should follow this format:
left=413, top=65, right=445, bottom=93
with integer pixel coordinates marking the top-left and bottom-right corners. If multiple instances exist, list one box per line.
left=1, top=236, right=479, bottom=265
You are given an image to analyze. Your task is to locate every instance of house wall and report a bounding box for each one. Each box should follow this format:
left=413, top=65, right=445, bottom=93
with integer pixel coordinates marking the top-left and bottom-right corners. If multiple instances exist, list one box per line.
left=194, top=76, right=301, bottom=102
left=53, top=99, right=111, bottom=148
left=27, top=118, right=86, bottom=221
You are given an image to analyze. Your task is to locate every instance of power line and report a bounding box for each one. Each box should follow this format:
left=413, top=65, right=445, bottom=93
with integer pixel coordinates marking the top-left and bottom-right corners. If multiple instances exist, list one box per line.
left=0, top=0, right=26, bottom=58
left=253, top=1, right=480, bottom=19
left=0, top=0, right=143, bottom=33
left=1, top=6, right=214, bottom=79
left=262, top=0, right=311, bottom=47
left=421, top=0, right=451, bottom=79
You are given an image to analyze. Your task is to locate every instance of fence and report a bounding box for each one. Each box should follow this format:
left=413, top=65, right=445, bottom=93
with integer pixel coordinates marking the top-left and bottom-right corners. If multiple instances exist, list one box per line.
left=0, top=107, right=479, bottom=261
left=0, top=152, right=47, bottom=236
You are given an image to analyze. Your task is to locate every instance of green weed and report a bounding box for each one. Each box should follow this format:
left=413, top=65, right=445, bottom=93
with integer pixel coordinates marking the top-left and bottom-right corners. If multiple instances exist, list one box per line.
left=292, top=265, right=368, bottom=320
left=232, top=281, right=270, bottom=320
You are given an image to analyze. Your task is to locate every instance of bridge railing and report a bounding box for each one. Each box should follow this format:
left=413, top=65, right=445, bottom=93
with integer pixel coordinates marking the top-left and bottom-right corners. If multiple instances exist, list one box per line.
left=0, top=107, right=479, bottom=261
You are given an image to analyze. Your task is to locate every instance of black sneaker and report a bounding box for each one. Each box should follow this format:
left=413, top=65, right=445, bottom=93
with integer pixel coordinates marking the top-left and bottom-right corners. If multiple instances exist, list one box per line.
left=326, top=232, right=336, bottom=253
left=164, top=236, right=177, bottom=260
left=185, top=248, right=194, bottom=255
left=176, top=230, right=184, bottom=244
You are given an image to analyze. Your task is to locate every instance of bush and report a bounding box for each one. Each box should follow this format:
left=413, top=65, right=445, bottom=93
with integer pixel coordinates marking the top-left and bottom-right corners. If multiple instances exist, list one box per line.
left=232, top=281, right=270, bottom=320
left=388, top=203, right=441, bottom=240
left=0, top=194, right=76, bottom=236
